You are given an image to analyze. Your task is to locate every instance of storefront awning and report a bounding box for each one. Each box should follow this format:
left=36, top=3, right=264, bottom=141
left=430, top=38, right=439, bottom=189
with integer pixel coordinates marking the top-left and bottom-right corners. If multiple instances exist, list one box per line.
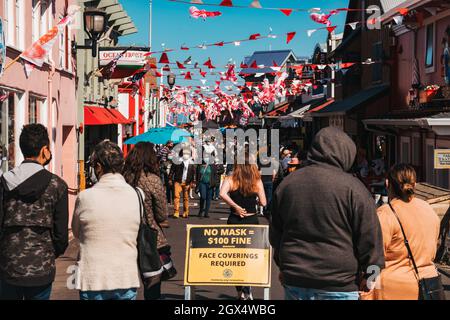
left=313, top=85, right=389, bottom=117
left=85, top=106, right=133, bottom=126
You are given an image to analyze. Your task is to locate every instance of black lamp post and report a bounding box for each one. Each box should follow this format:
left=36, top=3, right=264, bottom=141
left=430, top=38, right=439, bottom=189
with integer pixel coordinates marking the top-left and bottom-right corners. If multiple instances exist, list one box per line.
left=167, top=73, right=176, bottom=89
left=83, top=8, right=107, bottom=58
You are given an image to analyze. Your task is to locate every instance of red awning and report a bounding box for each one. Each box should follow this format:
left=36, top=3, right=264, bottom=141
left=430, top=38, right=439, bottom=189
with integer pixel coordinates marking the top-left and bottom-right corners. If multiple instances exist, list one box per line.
left=85, top=106, right=132, bottom=126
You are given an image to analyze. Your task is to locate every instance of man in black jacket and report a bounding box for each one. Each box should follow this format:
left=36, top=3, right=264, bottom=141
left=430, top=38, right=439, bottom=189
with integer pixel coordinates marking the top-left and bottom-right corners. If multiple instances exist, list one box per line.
left=270, top=127, right=384, bottom=300
left=0, top=124, right=69, bottom=300
left=169, top=150, right=196, bottom=218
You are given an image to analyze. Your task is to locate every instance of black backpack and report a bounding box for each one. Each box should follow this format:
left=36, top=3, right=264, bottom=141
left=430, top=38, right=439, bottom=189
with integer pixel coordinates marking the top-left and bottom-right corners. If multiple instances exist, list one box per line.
left=436, top=208, right=450, bottom=266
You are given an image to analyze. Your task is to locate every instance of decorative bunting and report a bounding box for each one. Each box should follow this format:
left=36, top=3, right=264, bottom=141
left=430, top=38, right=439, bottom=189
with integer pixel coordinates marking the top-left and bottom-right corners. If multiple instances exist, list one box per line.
left=214, top=41, right=224, bottom=47
left=249, top=33, right=261, bottom=40
left=249, top=0, right=262, bottom=9
left=203, top=58, right=215, bottom=69
left=220, top=0, right=233, bottom=7
left=280, top=9, right=293, bottom=17
left=286, top=32, right=296, bottom=44
left=184, top=56, right=192, bottom=64
left=184, top=72, right=192, bottom=80
left=176, top=61, right=186, bottom=69
left=393, top=15, right=404, bottom=25
left=159, top=52, right=170, bottom=64
left=310, top=10, right=339, bottom=27
left=234, top=41, right=241, bottom=46
left=397, top=8, right=409, bottom=16
left=327, top=26, right=337, bottom=33
left=181, top=45, right=190, bottom=50
left=189, top=6, right=222, bottom=20
left=250, top=61, right=258, bottom=69
left=348, top=22, right=358, bottom=30
left=190, top=0, right=204, bottom=4
left=307, top=29, right=317, bottom=37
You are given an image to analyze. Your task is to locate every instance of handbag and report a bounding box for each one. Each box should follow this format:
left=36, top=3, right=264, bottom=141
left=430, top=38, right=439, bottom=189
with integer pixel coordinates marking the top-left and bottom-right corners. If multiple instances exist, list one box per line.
left=135, top=188, right=164, bottom=287
left=388, top=203, right=446, bottom=300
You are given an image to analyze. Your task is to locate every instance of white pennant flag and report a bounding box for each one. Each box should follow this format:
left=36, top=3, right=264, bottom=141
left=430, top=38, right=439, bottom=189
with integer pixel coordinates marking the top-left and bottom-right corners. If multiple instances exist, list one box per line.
left=309, top=8, right=321, bottom=13
left=307, top=29, right=317, bottom=37
left=200, top=79, right=207, bottom=85
left=234, top=41, right=241, bottom=46
left=249, top=0, right=262, bottom=8
left=349, top=22, right=359, bottom=30
left=191, top=0, right=204, bottom=4
left=268, top=34, right=277, bottom=39
left=393, top=15, right=404, bottom=25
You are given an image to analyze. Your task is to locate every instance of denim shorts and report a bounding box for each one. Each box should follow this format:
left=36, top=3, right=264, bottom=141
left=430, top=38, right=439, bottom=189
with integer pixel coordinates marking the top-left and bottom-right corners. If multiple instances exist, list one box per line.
left=284, top=285, right=359, bottom=301
left=79, top=288, right=138, bottom=301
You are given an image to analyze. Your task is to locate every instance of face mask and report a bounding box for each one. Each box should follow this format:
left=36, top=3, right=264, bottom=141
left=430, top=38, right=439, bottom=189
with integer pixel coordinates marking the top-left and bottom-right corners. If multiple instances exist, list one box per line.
left=183, top=154, right=190, bottom=161
left=43, top=150, right=52, bottom=167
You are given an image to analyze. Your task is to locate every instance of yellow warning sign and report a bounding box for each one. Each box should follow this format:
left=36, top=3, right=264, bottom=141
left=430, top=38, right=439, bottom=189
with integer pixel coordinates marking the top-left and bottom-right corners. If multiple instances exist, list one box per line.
left=184, top=225, right=271, bottom=287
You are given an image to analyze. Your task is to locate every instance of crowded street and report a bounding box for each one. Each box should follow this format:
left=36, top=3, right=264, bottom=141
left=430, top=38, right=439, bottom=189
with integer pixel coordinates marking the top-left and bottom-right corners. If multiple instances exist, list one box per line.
left=0, top=0, right=450, bottom=307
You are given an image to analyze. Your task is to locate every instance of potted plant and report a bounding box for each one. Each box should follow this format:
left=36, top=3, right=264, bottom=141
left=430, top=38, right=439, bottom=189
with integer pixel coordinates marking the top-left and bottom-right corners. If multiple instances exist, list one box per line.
left=420, top=84, right=440, bottom=103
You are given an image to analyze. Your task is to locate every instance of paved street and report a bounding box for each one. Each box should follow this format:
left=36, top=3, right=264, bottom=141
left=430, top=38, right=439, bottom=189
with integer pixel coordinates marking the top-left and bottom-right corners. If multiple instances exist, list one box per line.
left=51, top=198, right=284, bottom=300
left=51, top=196, right=450, bottom=301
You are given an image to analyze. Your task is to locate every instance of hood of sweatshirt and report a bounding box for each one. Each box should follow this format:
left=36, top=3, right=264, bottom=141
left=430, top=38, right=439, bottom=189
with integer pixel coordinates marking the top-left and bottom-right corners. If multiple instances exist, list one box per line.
left=307, top=127, right=356, bottom=172
left=1, top=161, right=52, bottom=202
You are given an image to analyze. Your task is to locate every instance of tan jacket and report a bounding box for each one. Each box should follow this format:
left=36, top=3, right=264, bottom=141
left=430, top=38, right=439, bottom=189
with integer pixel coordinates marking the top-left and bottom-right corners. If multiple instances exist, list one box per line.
left=362, top=198, right=440, bottom=300
left=72, top=174, right=141, bottom=292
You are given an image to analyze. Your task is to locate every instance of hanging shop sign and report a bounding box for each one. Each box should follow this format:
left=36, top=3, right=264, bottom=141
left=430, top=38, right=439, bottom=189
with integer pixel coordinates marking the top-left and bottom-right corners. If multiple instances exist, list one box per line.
left=435, top=149, right=450, bottom=169
left=184, top=225, right=271, bottom=287
left=99, top=47, right=147, bottom=79
left=0, top=18, right=6, bottom=78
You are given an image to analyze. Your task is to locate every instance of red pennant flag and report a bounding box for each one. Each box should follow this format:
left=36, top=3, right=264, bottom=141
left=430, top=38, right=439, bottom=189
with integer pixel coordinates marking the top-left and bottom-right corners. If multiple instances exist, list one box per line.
left=240, top=62, right=248, bottom=68
left=163, top=65, right=171, bottom=72
left=280, top=9, right=293, bottom=16
left=220, top=0, right=233, bottom=6
left=250, top=61, right=258, bottom=69
left=181, top=46, right=190, bottom=50
left=176, top=61, right=186, bottom=69
left=273, top=60, right=278, bottom=67
left=341, top=62, right=355, bottom=69
left=185, top=72, right=192, bottom=80
left=286, top=32, right=296, bottom=44
left=214, top=41, right=224, bottom=47
left=215, top=81, right=221, bottom=86
left=154, top=71, right=162, bottom=77
left=249, top=33, right=261, bottom=40
left=203, top=58, right=215, bottom=69
left=327, top=26, right=337, bottom=33
left=159, top=52, right=170, bottom=64
left=200, top=70, right=207, bottom=77
left=397, top=8, right=409, bottom=16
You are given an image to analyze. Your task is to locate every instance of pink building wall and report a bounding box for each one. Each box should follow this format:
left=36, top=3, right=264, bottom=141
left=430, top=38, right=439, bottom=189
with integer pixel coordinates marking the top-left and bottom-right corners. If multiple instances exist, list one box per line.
left=0, top=0, right=78, bottom=224
left=394, top=14, right=450, bottom=110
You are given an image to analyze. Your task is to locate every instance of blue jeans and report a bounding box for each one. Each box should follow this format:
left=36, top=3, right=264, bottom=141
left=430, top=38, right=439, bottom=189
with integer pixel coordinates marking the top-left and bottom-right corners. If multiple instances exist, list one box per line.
left=263, top=181, right=273, bottom=213
left=0, top=281, right=52, bottom=300
left=199, top=182, right=212, bottom=216
left=79, top=288, right=138, bottom=301
left=284, top=286, right=359, bottom=301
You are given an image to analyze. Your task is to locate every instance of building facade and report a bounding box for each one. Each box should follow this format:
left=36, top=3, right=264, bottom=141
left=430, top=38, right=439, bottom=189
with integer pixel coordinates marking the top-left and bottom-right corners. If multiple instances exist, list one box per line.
left=0, top=0, right=78, bottom=216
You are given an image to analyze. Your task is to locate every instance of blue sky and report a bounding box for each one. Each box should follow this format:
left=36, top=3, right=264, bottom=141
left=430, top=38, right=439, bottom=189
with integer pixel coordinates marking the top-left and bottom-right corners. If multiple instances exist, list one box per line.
left=119, top=0, right=349, bottom=87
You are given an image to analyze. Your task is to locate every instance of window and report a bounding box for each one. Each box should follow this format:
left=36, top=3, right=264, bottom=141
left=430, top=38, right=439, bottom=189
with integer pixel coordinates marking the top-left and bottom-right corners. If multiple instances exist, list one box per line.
left=28, top=96, right=40, bottom=124
left=32, top=0, right=40, bottom=43
left=425, top=23, right=435, bottom=70
left=3, top=0, right=9, bottom=45
left=14, top=0, right=24, bottom=50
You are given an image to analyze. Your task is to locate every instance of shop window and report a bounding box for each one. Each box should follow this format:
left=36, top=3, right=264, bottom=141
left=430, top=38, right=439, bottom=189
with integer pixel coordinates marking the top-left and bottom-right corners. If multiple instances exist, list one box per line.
left=425, top=23, right=435, bottom=71
left=28, top=96, right=40, bottom=124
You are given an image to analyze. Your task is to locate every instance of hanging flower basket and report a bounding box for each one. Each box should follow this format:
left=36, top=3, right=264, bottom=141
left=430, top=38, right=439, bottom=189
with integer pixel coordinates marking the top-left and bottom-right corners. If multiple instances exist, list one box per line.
left=420, top=85, right=440, bottom=103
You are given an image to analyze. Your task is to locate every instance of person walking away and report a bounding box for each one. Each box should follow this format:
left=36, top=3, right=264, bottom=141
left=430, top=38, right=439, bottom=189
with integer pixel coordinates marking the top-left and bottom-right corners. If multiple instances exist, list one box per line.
left=212, top=158, right=225, bottom=201
left=169, top=150, right=196, bottom=219
left=72, top=141, right=140, bottom=300
left=123, top=142, right=177, bottom=300
left=158, top=141, right=174, bottom=205
left=258, top=150, right=277, bottom=217
left=0, top=124, right=68, bottom=300
left=197, top=156, right=219, bottom=218
left=361, top=164, right=443, bottom=300
left=270, top=127, right=385, bottom=301
left=220, top=155, right=267, bottom=300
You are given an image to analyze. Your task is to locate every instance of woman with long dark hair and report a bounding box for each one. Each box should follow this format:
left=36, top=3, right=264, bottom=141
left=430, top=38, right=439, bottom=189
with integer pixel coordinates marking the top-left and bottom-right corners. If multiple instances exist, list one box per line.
left=220, top=154, right=267, bottom=300
left=123, top=142, right=177, bottom=300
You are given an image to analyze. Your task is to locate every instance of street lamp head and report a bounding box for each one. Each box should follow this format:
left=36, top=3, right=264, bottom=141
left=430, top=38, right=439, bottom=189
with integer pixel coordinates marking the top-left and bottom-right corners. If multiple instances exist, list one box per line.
left=167, top=73, right=176, bottom=89
left=84, top=8, right=107, bottom=38
left=84, top=8, right=107, bottom=58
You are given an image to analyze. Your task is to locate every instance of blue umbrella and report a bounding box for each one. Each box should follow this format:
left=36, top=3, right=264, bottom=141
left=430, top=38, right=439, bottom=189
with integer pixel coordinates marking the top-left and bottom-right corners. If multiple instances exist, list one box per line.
left=124, top=127, right=192, bottom=145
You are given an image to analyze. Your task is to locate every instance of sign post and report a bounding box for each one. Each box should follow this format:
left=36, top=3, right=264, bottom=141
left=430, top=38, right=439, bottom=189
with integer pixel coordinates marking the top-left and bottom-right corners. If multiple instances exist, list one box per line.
left=184, top=225, right=272, bottom=300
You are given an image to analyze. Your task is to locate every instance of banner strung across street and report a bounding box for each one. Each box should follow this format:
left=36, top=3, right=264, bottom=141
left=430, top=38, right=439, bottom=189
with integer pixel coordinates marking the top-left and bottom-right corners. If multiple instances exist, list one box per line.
left=184, top=225, right=271, bottom=287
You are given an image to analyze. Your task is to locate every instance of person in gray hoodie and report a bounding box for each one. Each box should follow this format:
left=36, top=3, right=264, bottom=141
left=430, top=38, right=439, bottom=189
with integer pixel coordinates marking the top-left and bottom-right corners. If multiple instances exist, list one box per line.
left=270, top=127, right=384, bottom=300
left=0, top=124, right=68, bottom=300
